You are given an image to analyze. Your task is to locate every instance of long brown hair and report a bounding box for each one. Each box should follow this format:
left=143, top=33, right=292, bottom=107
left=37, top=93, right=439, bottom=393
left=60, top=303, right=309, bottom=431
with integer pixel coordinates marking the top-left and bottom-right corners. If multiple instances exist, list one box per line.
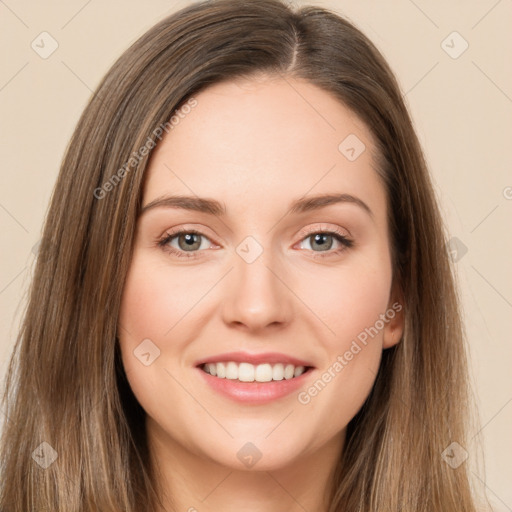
left=0, top=0, right=481, bottom=510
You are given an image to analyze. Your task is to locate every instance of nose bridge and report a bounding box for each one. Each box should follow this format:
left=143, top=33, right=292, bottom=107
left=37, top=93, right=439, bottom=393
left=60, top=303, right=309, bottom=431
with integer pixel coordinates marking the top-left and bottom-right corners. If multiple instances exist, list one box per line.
left=221, top=234, right=292, bottom=330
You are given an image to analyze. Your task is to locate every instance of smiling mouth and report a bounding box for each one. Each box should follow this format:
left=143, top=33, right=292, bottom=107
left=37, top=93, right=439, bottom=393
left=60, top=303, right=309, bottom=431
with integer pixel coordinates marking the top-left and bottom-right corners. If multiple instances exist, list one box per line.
left=199, top=361, right=313, bottom=383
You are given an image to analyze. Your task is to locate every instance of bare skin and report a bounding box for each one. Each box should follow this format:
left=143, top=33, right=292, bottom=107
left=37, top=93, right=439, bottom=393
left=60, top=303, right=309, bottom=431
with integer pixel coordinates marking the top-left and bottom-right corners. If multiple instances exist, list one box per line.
left=118, top=75, right=404, bottom=512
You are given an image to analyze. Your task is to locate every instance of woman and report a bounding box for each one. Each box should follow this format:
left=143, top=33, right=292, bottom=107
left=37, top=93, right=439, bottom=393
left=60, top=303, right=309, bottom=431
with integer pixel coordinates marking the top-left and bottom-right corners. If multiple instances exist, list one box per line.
left=0, top=0, right=482, bottom=510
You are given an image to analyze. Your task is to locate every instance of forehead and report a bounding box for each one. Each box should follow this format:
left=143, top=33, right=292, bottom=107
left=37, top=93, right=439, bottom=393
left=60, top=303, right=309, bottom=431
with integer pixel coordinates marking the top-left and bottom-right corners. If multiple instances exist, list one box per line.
left=142, top=76, right=387, bottom=226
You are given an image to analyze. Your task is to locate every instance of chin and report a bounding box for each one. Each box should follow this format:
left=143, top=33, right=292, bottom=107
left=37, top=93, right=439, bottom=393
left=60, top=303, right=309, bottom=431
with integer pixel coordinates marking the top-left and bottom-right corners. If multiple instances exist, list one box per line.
left=199, top=435, right=310, bottom=472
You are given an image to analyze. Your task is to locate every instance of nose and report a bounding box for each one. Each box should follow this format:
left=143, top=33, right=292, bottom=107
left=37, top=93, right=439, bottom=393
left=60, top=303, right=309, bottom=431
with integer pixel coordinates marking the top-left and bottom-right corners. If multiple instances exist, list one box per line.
left=221, top=248, right=293, bottom=333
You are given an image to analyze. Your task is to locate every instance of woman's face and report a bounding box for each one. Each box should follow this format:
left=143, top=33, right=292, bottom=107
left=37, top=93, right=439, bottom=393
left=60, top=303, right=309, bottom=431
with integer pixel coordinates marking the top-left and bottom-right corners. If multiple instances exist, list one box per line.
left=118, top=75, right=403, bottom=471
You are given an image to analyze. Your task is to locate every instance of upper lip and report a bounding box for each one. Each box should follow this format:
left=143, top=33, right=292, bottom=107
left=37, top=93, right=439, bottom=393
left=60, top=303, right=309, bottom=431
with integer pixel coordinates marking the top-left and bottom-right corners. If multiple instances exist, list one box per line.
left=195, top=351, right=314, bottom=368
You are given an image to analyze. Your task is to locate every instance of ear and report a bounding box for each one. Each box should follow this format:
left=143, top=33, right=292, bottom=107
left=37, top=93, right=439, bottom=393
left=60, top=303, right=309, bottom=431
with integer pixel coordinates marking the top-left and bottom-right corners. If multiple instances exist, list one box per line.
left=382, top=279, right=405, bottom=349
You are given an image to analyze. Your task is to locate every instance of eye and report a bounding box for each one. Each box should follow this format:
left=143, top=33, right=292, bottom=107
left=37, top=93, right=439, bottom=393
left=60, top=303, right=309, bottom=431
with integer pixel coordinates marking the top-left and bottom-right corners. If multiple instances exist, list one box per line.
left=157, top=228, right=214, bottom=259
left=157, top=226, right=354, bottom=260
left=297, top=227, right=354, bottom=259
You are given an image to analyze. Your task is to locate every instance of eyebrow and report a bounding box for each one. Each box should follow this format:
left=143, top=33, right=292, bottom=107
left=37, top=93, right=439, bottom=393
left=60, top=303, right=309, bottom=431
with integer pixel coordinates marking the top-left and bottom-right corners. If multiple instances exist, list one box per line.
left=139, top=192, right=374, bottom=219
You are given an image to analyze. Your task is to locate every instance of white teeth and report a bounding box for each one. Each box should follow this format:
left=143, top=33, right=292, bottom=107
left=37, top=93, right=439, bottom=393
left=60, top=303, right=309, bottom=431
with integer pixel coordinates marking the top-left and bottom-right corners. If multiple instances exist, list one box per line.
left=202, top=361, right=308, bottom=382
left=284, top=364, right=295, bottom=379
left=216, top=362, right=226, bottom=378
left=272, top=363, right=284, bottom=381
left=225, top=361, right=238, bottom=380
left=294, top=366, right=305, bottom=377
left=238, top=362, right=254, bottom=382
left=255, top=363, right=272, bottom=382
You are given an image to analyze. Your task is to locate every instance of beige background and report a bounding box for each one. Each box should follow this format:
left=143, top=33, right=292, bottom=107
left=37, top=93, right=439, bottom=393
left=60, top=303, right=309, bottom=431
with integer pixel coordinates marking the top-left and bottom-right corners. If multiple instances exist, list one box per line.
left=1, top=0, right=510, bottom=509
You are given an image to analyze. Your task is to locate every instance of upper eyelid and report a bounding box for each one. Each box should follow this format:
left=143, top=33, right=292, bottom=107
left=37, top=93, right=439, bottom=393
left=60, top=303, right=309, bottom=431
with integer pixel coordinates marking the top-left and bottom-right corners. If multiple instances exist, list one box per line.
left=296, top=223, right=351, bottom=239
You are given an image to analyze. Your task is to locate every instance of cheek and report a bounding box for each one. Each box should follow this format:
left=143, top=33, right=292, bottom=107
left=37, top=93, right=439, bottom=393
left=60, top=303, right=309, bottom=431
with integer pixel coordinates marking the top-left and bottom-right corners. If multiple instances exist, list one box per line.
left=117, top=253, right=185, bottom=379
left=117, top=254, right=196, bottom=422
left=118, top=252, right=201, bottom=345
left=294, top=257, right=392, bottom=424
left=304, top=260, right=392, bottom=350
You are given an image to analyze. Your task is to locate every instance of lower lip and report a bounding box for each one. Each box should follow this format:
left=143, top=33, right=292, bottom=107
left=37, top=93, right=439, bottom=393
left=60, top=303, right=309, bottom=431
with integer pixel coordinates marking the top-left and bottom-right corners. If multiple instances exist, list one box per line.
left=195, top=366, right=314, bottom=404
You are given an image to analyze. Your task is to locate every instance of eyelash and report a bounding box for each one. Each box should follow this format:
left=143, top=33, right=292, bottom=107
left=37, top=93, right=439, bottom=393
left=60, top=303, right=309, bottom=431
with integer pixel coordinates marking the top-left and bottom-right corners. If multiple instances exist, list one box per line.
left=156, top=227, right=354, bottom=260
